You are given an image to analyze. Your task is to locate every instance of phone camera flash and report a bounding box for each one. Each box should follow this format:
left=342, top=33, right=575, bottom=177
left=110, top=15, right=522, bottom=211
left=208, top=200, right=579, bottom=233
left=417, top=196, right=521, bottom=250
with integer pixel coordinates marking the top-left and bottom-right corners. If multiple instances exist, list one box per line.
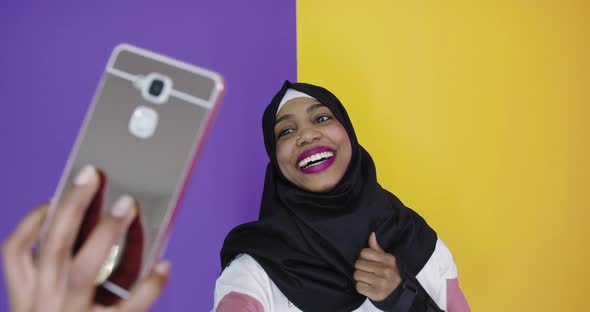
left=129, top=106, right=158, bottom=139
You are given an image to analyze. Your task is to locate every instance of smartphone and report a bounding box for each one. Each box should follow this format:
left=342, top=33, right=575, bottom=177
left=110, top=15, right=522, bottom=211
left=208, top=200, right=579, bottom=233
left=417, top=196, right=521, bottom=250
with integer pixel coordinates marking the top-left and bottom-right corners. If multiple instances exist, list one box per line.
left=42, top=44, right=225, bottom=304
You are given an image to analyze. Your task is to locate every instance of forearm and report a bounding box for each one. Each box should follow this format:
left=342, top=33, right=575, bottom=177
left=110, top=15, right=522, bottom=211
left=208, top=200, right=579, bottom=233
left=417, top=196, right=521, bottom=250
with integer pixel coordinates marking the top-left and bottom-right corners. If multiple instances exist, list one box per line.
left=446, top=278, right=470, bottom=312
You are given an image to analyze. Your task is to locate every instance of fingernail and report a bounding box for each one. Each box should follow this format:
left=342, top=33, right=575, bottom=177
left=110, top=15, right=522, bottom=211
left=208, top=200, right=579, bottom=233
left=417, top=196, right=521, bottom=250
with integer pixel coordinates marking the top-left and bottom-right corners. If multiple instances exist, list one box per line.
left=111, top=195, right=134, bottom=218
left=155, top=261, right=171, bottom=275
left=73, top=165, right=96, bottom=186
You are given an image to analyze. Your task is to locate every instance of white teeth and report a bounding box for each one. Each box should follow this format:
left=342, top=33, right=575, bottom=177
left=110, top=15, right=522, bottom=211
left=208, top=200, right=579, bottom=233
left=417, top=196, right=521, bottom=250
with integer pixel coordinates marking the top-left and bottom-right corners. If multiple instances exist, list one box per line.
left=298, top=151, right=334, bottom=168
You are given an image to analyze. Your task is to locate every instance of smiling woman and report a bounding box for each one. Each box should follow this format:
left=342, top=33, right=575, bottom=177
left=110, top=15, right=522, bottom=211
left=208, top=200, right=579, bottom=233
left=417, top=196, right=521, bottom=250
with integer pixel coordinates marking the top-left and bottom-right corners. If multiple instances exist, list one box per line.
left=215, top=81, right=470, bottom=312
left=274, top=92, right=352, bottom=193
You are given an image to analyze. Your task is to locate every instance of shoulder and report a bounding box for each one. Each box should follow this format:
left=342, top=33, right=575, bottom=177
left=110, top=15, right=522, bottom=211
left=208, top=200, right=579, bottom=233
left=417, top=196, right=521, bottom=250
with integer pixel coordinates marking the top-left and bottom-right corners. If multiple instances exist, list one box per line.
left=415, top=237, right=460, bottom=309
left=219, top=253, right=269, bottom=282
left=216, top=254, right=307, bottom=311
left=427, top=238, right=459, bottom=278
left=214, top=254, right=272, bottom=311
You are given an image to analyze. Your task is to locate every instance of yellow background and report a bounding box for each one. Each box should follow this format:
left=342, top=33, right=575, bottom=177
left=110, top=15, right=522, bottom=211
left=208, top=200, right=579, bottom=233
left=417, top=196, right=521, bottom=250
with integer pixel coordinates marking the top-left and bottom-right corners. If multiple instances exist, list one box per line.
left=297, top=1, right=589, bottom=311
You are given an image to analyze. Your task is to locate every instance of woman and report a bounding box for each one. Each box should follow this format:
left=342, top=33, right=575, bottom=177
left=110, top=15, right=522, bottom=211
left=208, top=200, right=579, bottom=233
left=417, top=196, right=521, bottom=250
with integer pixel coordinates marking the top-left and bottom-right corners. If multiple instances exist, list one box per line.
left=2, top=81, right=469, bottom=312
left=215, top=81, right=470, bottom=311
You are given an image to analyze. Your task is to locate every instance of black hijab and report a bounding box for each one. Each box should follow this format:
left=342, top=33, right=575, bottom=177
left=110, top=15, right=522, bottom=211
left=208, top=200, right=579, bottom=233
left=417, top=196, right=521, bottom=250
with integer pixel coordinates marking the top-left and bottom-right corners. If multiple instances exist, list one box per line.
left=220, top=81, right=437, bottom=311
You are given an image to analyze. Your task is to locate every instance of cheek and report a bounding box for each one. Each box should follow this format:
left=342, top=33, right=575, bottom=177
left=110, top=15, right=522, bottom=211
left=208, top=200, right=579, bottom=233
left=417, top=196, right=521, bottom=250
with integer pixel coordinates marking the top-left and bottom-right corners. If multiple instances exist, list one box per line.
left=329, top=125, right=351, bottom=150
left=332, top=126, right=352, bottom=165
left=275, top=142, right=293, bottom=171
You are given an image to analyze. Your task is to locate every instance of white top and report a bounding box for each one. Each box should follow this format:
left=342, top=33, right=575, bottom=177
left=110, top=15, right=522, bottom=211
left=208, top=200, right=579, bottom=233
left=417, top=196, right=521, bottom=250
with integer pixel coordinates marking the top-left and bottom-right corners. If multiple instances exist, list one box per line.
left=214, top=238, right=458, bottom=311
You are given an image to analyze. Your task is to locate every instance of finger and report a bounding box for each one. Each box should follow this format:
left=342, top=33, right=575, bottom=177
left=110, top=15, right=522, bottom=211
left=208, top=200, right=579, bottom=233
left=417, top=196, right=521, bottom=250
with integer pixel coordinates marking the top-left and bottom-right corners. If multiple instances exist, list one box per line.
left=68, top=196, right=137, bottom=303
left=40, top=166, right=99, bottom=263
left=40, top=166, right=100, bottom=262
left=2, top=204, right=48, bottom=273
left=359, top=248, right=388, bottom=263
left=2, top=204, right=48, bottom=311
left=368, top=232, right=384, bottom=252
left=37, top=166, right=100, bottom=304
left=353, top=269, right=379, bottom=286
left=354, top=258, right=386, bottom=274
left=3, top=203, right=48, bottom=257
left=355, top=281, right=374, bottom=298
left=116, top=261, right=171, bottom=311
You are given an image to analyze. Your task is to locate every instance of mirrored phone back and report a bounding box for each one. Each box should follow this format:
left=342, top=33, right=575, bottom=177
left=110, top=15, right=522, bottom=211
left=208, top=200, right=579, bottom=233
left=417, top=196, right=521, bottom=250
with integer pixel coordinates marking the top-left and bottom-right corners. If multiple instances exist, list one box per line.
left=47, top=44, right=224, bottom=302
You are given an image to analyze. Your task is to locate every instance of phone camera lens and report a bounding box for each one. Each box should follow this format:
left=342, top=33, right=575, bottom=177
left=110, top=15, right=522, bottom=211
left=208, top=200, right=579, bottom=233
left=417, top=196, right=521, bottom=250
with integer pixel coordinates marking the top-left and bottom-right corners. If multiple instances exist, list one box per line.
left=141, top=74, right=171, bottom=104
left=148, top=79, right=165, bottom=97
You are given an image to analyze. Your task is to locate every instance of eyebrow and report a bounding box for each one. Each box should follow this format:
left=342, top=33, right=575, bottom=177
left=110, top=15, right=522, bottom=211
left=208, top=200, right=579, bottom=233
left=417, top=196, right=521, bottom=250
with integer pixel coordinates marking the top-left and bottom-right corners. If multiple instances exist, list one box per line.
left=274, top=103, right=325, bottom=126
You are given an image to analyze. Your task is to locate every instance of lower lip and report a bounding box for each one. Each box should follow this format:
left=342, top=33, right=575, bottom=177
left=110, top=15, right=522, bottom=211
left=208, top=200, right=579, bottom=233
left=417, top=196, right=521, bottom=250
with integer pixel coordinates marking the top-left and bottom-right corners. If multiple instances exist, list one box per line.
left=299, top=156, right=336, bottom=174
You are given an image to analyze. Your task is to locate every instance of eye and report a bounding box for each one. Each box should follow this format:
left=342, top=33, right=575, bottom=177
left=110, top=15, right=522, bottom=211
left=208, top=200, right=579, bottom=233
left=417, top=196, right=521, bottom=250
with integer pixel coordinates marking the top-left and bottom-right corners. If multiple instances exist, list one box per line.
left=277, top=128, right=294, bottom=138
left=315, top=115, right=331, bottom=123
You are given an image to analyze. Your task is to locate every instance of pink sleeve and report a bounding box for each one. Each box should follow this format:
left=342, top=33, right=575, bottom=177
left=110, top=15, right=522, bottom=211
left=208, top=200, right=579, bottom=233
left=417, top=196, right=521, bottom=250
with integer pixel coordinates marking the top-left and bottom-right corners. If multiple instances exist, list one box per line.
left=446, top=278, right=470, bottom=312
left=216, top=291, right=264, bottom=312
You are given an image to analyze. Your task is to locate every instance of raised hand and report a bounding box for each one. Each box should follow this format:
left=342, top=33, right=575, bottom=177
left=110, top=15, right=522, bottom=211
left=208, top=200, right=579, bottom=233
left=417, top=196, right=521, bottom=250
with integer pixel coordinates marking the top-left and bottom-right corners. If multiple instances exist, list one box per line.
left=2, top=166, right=170, bottom=312
left=353, top=232, right=402, bottom=302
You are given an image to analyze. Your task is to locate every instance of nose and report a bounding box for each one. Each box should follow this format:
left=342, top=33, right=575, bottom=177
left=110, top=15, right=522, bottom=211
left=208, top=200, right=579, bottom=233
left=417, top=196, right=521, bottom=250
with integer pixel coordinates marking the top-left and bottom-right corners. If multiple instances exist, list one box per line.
left=297, top=127, right=321, bottom=146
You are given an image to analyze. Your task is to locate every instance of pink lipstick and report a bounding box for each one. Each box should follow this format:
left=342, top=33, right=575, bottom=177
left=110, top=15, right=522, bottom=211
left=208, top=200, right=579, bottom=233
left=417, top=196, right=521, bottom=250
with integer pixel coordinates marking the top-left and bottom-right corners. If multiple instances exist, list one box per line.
left=297, top=146, right=336, bottom=174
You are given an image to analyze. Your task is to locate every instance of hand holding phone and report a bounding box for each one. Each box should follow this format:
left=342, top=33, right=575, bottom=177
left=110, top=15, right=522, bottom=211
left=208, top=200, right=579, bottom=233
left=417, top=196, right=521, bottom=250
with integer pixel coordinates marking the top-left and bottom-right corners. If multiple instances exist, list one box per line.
left=42, top=44, right=224, bottom=304
left=2, top=43, right=225, bottom=308
left=2, top=166, right=169, bottom=312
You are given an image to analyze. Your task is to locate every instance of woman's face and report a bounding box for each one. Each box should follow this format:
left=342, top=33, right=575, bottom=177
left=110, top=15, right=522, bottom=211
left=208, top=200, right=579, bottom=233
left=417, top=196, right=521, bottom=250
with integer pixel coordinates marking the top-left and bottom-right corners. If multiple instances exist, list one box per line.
left=274, top=97, right=352, bottom=192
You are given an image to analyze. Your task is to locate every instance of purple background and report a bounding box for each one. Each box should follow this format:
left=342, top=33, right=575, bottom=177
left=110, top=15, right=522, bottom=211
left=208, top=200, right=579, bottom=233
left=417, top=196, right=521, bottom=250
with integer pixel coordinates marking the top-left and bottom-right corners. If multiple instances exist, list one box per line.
left=0, top=1, right=296, bottom=311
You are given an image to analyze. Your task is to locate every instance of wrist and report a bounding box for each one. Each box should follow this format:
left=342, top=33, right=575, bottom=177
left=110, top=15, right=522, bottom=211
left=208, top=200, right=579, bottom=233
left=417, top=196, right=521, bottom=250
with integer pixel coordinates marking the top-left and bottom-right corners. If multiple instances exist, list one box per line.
left=370, top=278, right=405, bottom=310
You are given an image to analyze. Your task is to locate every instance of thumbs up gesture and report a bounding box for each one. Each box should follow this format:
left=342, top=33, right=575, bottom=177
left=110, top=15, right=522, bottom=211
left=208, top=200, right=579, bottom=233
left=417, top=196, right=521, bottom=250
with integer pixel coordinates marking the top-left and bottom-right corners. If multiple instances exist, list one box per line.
left=353, top=232, right=402, bottom=302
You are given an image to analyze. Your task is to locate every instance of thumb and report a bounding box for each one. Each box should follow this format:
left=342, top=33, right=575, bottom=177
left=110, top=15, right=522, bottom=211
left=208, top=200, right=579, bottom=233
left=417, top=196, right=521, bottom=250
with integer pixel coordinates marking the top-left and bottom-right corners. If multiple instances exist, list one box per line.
left=368, top=232, right=384, bottom=252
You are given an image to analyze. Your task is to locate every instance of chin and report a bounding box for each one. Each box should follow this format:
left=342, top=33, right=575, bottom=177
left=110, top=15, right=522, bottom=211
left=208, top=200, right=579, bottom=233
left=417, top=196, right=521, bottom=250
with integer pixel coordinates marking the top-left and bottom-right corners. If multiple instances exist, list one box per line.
left=305, top=181, right=338, bottom=193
